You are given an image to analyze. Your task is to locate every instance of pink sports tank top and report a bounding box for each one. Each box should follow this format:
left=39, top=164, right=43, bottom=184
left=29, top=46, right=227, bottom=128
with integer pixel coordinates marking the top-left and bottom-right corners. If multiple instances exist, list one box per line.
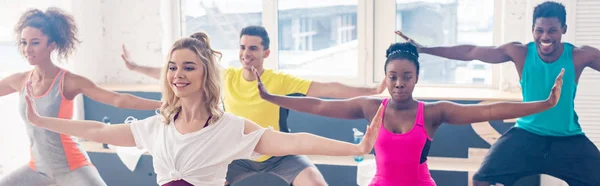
left=369, top=99, right=436, bottom=186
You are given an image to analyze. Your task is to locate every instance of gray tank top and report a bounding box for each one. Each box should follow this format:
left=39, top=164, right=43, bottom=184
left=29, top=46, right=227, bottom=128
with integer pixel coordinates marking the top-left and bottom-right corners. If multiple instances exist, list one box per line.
left=18, top=69, right=92, bottom=174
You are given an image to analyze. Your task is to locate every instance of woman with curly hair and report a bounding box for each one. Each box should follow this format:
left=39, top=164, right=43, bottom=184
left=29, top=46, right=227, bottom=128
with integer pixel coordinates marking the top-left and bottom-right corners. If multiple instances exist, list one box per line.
left=0, top=7, right=161, bottom=186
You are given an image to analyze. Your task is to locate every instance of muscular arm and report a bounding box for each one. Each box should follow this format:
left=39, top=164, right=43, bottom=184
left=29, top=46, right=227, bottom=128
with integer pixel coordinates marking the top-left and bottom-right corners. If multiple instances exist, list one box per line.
left=420, top=42, right=521, bottom=64
left=581, top=45, right=600, bottom=71
left=69, top=73, right=161, bottom=110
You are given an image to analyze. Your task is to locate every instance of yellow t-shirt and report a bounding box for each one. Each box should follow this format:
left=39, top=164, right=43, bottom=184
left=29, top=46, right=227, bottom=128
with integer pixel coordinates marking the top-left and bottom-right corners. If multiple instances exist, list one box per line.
left=223, top=68, right=312, bottom=162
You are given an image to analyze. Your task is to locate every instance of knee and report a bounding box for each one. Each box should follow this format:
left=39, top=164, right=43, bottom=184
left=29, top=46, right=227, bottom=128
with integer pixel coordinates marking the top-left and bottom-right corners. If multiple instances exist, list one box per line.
left=293, top=168, right=327, bottom=186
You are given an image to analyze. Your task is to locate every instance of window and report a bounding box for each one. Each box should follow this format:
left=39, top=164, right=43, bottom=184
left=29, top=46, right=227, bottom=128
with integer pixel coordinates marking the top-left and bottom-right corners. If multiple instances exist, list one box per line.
left=180, top=0, right=262, bottom=68
left=177, top=0, right=499, bottom=87
left=393, top=0, right=494, bottom=86
left=277, top=1, right=358, bottom=78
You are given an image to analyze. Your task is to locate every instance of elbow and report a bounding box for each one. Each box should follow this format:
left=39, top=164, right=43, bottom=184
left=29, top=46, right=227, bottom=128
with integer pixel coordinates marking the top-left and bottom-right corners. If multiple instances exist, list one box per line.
left=112, top=94, right=129, bottom=108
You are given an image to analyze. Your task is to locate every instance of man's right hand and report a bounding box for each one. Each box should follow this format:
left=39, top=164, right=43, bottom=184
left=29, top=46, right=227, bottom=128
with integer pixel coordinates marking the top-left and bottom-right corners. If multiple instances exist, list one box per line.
left=394, top=30, right=424, bottom=52
left=121, top=44, right=138, bottom=70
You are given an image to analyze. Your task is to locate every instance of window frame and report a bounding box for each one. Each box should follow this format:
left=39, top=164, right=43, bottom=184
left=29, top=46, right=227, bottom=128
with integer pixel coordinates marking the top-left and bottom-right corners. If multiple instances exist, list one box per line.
left=175, top=0, right=502, bottom=89
left=370, top=0, right=502, bottom=89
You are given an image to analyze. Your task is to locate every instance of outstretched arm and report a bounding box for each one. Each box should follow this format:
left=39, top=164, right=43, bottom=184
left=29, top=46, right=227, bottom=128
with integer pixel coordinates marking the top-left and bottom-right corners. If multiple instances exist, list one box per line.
left=395, top=30, right=516, bottom=64
left=253, top=68, right=369, bottom=119
left=121, top=44, right=162, bottom=80
left=68, top=73, right=161, bottom=110
left=440, top=69, right=564, bottom=125
left=24, top=91, right=136, bottom=147
left=307, top=78, right=386, bottom=98
left=251, top=104, right=384, bottom=156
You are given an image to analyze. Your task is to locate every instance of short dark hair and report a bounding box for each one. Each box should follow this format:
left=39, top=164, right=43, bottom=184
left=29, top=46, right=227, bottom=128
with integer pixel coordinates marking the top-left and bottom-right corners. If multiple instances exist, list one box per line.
left=533, top=1, right=566, bottom=27
left=240, top=26, right=270, bottom=50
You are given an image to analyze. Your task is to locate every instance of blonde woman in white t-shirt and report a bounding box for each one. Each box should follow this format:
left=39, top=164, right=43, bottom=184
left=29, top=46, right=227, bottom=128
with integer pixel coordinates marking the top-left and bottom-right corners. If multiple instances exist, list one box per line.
left=22, top=32, right=383, bottom=186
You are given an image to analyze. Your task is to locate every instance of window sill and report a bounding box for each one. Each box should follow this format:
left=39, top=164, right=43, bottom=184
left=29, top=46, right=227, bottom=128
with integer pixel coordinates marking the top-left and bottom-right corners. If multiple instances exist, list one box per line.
left=99, top=84, right=523, bottom=102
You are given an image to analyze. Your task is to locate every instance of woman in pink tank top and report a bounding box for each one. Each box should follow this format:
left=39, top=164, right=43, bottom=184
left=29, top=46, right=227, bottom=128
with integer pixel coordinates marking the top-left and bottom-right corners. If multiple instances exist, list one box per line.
left=256, top=42, right=565, bottom=185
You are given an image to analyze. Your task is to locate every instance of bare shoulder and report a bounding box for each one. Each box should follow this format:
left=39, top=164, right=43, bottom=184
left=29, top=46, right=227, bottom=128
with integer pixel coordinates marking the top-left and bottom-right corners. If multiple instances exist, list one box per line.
left=573, top=45, right=600, bottom=64
left=423, top=101, right=453, bottom=127
left=3, top=71, right=30, bottom=90
left=502, top=42, right=528, bottom=54
left=63, top=71, right=94, bottom=87
left=361, top=97, right=386, bottom=120
left=61, top=71, right=96, bottom=96
left=424, top=101, right=453, bottom=113
left=503, top=42, right=528, bottom=64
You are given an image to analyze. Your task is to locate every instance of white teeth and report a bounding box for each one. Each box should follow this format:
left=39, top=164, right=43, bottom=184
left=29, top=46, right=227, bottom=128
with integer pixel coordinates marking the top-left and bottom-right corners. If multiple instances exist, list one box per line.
left=541, top=42, right=552, bottom=46
left=174, top=83, right=188, bottom=87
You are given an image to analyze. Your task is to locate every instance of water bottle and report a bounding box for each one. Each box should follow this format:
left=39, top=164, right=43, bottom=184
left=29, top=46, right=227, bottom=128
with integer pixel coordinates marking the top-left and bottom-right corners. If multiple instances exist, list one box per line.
left=102, top=116, right=110, bottom=149
left=353, top=128, right=365, bottom=162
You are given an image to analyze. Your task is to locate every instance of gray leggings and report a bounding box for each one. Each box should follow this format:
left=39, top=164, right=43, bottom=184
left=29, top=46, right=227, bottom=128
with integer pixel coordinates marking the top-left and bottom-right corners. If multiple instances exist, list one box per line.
left=0, top=165, right=106, bottom=186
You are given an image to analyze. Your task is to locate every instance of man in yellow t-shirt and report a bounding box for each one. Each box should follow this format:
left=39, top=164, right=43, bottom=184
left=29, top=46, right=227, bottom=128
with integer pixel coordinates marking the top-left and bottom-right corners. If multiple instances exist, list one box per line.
left=122, top=26, right=385, bottom=186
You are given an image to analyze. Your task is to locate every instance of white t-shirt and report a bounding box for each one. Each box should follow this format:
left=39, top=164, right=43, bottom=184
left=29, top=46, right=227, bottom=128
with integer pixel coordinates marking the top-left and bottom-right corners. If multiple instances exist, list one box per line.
left=129, top=112, right=267, bottom=186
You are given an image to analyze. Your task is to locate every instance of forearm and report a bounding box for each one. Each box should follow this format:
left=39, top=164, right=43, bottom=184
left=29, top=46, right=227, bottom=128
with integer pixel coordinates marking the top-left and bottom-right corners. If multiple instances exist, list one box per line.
left=487, top=101, right=552, bottom=121
left=421, top=45, right=477, bottom=61
left=115, top=94, right=161, bottom=110
left=132, top=65, right=161, bottom=80
left=33, top=117, right=108, bottom=143
left=288, top=133, right=362, bottom=156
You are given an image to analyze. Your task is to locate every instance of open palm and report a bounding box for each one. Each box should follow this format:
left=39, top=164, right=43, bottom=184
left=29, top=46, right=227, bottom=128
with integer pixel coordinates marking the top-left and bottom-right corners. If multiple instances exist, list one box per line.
left=121, top=44, right=137, bottom=70
left=358, top=104, right=384, bottom=154
left=24, top=81, right=42, bottom=125
left=394, top=30, right=424, bottom=51
left=253, top=67, right=271, bottom=99
left=546, top=68, right=564, bottom=106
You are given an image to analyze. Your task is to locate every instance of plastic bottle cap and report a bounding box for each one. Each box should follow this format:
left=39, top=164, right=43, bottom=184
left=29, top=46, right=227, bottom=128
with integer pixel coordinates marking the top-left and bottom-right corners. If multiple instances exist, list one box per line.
left=353, top=128, right=364, bottom=136
left=102, top=116, right=110, bottom=124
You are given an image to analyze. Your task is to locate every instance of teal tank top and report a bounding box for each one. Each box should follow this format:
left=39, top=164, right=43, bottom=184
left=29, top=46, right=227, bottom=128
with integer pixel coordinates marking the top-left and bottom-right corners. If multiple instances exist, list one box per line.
left=515, top=42, right=582, bottom=136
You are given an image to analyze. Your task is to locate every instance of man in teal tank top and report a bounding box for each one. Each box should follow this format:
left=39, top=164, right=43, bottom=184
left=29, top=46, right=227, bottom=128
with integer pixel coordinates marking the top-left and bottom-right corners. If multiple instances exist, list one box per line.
left=396, top=1, right=600, bottom=186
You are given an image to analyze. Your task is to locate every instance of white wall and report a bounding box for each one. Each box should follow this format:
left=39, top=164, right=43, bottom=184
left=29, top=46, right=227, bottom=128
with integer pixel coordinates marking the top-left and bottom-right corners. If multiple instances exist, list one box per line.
left=70, top=0, right=165, bottom=85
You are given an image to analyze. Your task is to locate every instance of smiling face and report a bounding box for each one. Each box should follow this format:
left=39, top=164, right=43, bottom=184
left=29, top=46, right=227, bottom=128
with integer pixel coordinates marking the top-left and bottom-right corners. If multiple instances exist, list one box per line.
left=239, top=35, right=270, bottom=70
left=385, top=59, right=418, bottom=102
left=166, top=48, right=206, bottom=98
left=20, top=27, right=56, bottom=65
left=532, top=17, right=566, bottom=57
